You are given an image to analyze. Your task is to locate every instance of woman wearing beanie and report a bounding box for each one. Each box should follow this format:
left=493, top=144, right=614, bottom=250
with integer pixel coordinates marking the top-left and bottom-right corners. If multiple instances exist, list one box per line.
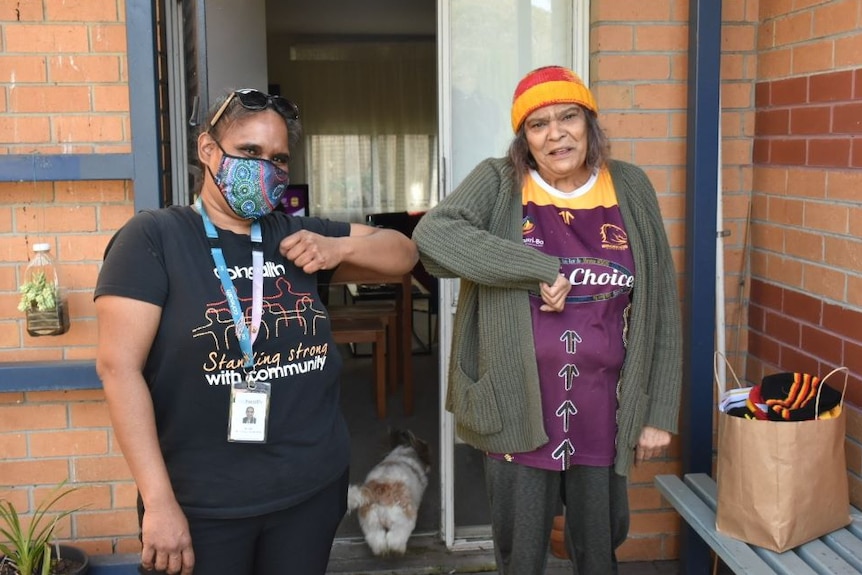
left=412, top=66, right=682, bottom=574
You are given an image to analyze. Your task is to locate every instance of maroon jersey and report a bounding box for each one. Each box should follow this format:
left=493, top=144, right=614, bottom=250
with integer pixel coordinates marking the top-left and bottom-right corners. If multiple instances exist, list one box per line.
left=492, top=168, right=635, bottom=470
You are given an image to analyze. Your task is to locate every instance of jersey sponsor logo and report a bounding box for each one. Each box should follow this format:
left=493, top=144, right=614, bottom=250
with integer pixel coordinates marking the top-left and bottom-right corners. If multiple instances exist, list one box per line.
left=600, top=224, right=629, bottom=251
left=211, top=260, right=286, bottom=280
left=523, top=216, right=546, bottom=247
left=559, top=257, right=634, bottom=303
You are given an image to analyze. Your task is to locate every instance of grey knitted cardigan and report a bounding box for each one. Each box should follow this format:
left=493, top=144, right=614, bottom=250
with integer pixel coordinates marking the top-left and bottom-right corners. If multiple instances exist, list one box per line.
left=412, top=157, right=682, bottom=477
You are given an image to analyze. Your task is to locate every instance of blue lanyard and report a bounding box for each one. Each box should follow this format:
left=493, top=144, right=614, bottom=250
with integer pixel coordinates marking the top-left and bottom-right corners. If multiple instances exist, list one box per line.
left=196, top=197, right=263, bottom=372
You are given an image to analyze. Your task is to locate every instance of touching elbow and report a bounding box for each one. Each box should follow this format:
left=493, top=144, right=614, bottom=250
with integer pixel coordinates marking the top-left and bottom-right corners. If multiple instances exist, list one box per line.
left=407, top=242, right=420, bottom=267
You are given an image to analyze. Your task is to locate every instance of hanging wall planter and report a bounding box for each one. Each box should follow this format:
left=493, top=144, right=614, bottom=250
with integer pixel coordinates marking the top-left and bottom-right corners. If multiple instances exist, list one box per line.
left=17, top=243, right=70, bottom=337
left=23, top=302, right=70, bottom=337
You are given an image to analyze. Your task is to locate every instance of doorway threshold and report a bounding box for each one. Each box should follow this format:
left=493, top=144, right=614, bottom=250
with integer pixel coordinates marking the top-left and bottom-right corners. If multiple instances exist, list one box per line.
left=326, top=534, right=570, bottom=574
left=327, top=534, right=495, bottom=574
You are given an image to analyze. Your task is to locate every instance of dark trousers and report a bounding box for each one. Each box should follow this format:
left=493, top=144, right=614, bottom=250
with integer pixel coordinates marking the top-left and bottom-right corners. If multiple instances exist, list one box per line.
left=139, top=469, right=348, bottom=575
left=484, top=456, right=629, bottom=575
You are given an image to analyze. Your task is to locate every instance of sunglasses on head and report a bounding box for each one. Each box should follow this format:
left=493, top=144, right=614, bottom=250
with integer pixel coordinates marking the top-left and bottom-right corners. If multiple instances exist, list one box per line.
left=209, top=89, right=300, bottom=128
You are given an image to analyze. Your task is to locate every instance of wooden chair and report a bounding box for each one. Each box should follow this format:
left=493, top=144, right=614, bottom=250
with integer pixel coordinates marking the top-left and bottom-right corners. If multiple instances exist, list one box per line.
left=328, top=301, right=398, bottom=394
left=330, top=314, right=389, bottom=418
left=326, top=273, right=414, bottom=418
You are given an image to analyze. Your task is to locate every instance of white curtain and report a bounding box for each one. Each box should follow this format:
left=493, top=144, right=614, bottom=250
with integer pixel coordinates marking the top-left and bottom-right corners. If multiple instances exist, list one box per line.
left=284, top=42, right=437, bottom=222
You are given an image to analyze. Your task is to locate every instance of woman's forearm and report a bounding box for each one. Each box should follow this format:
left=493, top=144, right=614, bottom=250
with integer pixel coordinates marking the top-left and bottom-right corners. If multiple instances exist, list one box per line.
left=100, top=369, right=178, bottom=510
left=333, top=226, right=419, bottom=281
left=95, top=296, right=178, bottom=511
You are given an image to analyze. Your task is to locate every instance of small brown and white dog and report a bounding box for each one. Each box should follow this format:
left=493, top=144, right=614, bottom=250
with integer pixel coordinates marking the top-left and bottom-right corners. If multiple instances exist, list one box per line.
left=347, top=428, right=431, bottom=556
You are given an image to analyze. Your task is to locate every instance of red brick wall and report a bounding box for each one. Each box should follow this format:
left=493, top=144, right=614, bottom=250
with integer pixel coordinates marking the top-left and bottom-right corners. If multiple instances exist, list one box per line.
left=0, top=0, right=130, bottom=155
left=753, top=69, right=862, bottom=169
left=748, top=0, right=862, bottom=506
left=591, top=0, right=687, bottom=560
left=590, top=0, right=760, bottom=561
left=0, top=184, right=136, bottom=552
left=0, top=182, right=133, bottom=363
left=0, top=0, right=133, bottom=362
left=0, top=389, right=140, bottom=555
left=0, top=0, right=139, bottom=555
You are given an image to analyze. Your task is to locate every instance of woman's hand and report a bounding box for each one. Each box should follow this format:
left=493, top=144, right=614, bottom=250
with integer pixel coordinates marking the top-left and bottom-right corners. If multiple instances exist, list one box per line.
left=635, top=426, right=671, bottom=464
left=140, top=501, right=195, bottom=574
left=539, top=274, right=570, bottom=312
left=280, top=230, right=343, bottom=273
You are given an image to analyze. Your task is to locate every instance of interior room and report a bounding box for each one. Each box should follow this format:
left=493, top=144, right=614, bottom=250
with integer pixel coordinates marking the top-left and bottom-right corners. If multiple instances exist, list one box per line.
left=264, top=0, right=437, bottom=222
left=261, top=0, right=490, bottom=541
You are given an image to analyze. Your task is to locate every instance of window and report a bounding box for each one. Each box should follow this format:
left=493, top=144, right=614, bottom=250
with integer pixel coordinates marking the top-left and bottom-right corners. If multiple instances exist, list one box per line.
left=275, top=41, right=437, bottom=222
left=308, top=134, right=437, bottom=222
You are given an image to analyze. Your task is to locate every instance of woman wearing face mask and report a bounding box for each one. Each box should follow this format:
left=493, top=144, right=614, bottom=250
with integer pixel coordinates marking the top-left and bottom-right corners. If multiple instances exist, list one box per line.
left=94, top=89, right=418, bottom=575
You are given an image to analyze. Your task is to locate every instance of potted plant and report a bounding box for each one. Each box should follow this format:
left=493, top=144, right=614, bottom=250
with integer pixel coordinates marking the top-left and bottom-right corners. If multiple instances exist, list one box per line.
left=17, top=269, right=69, bottom=337
left=0, top=481, right=89, bottom=575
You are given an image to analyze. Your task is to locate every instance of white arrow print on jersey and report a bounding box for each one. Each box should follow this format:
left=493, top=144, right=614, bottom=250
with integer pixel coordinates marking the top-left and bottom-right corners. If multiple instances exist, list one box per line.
left=556, top=400, right=578, bottom=432
left=552, top=439, right=576, bottom=470
left=558, top=363, right=579, bottom=391
left=560, top=330, right=582, bottom=354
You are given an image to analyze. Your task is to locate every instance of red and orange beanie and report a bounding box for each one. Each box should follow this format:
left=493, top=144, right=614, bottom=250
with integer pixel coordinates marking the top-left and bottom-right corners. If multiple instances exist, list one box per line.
left=510, top=66, right=598, bottom=133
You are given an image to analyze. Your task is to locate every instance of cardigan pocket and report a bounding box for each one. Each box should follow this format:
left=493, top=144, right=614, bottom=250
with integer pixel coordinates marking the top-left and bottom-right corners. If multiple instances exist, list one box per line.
left=450, top=364, right=503, bottom=434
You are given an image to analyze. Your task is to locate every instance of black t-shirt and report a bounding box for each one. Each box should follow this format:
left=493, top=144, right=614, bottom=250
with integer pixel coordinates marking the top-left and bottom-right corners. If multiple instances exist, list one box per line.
left=95, top=206, right=351, bottom=518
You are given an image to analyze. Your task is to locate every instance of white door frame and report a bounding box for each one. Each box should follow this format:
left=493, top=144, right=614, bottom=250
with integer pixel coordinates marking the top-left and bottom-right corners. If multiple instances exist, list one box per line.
left=436, top=0, right=591, bottom=550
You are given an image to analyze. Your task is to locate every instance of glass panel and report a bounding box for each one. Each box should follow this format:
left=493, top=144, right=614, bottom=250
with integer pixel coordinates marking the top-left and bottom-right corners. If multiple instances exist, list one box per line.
left=449, top=0, right=572, bottom=186
left=443, top=0, right=573, bottom=537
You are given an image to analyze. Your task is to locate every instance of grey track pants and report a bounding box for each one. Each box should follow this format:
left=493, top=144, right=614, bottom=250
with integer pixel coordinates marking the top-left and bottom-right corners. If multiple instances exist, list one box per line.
left=484, top=456, right=629, bottom=575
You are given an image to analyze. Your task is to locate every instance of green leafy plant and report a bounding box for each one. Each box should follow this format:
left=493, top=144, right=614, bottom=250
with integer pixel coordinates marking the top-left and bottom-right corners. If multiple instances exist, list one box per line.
left=17, top=272, right=58, bottom=313
left=0, top=481, right=83, bottom=575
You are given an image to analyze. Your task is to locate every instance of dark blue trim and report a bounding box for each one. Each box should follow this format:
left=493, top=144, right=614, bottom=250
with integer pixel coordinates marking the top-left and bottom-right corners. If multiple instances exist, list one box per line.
left=0, top=361, right=100, bottom=392
left=126, top=0, right=163, bottom=212
left=0, top=154, right=134, bottom=182
left=681, top=0, right=722, bottom=572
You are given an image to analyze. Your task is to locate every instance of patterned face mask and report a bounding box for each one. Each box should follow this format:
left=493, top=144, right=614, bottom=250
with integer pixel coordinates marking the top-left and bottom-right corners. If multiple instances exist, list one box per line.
left=210, top=143, right=289, bottom=220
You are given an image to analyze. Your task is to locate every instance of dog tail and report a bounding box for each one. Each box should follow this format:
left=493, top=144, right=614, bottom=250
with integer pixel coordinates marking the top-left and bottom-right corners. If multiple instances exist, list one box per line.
left=346, top=484, right=367, bottom=512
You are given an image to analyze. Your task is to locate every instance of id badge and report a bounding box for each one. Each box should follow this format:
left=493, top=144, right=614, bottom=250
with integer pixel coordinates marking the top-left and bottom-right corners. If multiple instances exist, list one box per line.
left=228, top=378, right=271, bottom=443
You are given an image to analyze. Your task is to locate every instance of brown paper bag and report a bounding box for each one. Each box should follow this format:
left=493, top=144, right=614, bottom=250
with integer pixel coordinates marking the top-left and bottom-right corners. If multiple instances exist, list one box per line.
left=714, top=356, right=851, bottom=552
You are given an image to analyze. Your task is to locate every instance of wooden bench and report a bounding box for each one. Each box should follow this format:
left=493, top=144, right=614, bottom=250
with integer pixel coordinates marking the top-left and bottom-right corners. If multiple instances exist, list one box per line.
left=654, top=473, right=862, bottom=574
